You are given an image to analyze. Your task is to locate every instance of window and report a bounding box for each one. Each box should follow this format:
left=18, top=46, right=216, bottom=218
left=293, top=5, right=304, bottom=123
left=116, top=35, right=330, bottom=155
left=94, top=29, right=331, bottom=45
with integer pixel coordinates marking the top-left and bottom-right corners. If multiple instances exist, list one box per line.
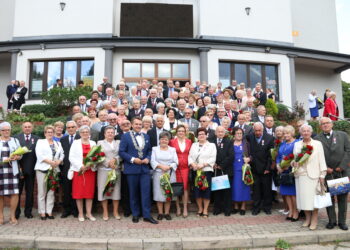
left=29, top=59, right=94, bottom=98
left=123, top=61, right=190, bottom=87
left=219, top=62, right=279, bottom=98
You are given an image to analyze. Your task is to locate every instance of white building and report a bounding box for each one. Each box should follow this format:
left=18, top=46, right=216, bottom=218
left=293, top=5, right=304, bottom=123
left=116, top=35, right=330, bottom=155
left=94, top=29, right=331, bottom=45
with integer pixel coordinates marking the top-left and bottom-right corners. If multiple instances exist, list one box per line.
left=0, top=0, right=349, bottom=117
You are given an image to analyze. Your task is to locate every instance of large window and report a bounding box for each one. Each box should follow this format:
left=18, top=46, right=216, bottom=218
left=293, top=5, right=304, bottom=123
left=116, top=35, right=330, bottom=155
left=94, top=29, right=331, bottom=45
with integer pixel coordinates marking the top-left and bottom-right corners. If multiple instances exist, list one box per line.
left=123, top=61, right=190, bottom=87
left=29, top=59, right=94, bottom=98
left=219, top=62, right=279, bottom=97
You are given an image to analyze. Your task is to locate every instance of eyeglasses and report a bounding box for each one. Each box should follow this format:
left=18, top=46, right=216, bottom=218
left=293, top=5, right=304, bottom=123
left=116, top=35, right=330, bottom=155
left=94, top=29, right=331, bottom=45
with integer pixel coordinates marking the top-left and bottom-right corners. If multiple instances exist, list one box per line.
left=108, top=119, right=117, bottom=121
left=123, top=102, right=128, bottom=104
left=200, top=120, right=206, bottom=122
left=66, top=126, right=76, bottom=129
left=321, top=122, right=331, bottom=125
left=1, top=129, right=10, bottom=132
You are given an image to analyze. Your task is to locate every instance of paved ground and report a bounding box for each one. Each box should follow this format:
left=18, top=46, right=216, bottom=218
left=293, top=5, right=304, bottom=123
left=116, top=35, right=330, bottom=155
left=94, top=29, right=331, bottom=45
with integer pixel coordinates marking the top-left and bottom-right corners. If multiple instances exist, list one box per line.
left=0, top=205, right=350, bottom=249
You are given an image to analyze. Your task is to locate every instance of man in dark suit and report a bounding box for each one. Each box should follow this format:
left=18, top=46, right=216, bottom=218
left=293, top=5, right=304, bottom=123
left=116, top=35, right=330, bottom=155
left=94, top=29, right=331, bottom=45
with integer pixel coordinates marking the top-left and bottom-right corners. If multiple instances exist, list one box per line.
left=128, top=99, right=144, bottom=120
left=163, top=80, right=180, bottom=99
left=119, top=117, right=158, bottom=224
left=315, top=117, right=350, bottom=231
left=204, top=87, right=217, bottom=104
left=246, top=122, right=274, bottom=215
left=197, top=96, right=212, bottom=120
left=147, top=115, right=167, bottom=148
left=264, top=115, right=276, bottom=137
left=224, top=102, right=239, bottom=127
left=212, top=126, right=234, bottom=216
left=15, top=122, right=39, bottom=219
left=60, top=121, right=80, bottom=218
left=179, top=108, right=200, bottom=133
left=99, top=113, right=122, bottom=140
left=101, top=76, right=113, bottom=96
left=146, top=89, right=163, bottom=113
left=199, top=116, right=216, bottom=143
left=78, top=95, right=90, bottom=113
left=252, top=105, right=266, bottom=123
left=253, top=84, right=267, bottom=106
left=235, top=114, right=253, bottom=135
left=6, top=80, right=18, bottom=111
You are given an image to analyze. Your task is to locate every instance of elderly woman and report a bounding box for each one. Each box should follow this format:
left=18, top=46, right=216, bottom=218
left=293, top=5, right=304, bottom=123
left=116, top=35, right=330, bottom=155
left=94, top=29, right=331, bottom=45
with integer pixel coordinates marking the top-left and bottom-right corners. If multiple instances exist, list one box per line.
left=69, top=125, right=97, bottom=222
left=188, top=128, right=217, bottom=218
left=186, top=94, right=197, bottom=110
left=323, top=91, right=339, bottom=121
left=13, top=80, right=27, bottom=111
left=0, top=122, right=22, bottom=225
left=35, top=125, right=64, bottom=220
left=72, top=113, right=84, bottom=129
left=154, top=102, right=166, bottom=119
left=276, top=126, right=299, bottom=221
left=53, top=121, right=65, bottom=142
left=164, top=98, right=175, bottom=110
left=88, top=107, right=100, bottom=127
left=141, top=116, right=153, bottom=133
left=164, top=108, right=181, bottom=131
left=235, top=90, right=246, bottom=111
left=151, top=132, right=178, bottom=220
left=109, top=98, right=118, bottom=114
left=97, top=126, right=121, bottom=221
left=221, top=116, right=232, bottom=131
left=292, top=124, right=327, bottom=230
left=308, top=90, right=319, bottom=121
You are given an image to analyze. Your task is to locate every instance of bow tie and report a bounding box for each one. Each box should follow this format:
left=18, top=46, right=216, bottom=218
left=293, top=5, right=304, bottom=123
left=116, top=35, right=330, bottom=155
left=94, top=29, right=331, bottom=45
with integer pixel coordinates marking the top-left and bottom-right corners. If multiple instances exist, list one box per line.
left=134, top=132, right=141, bottom=136
left=324, top=133, right=331, bottom=137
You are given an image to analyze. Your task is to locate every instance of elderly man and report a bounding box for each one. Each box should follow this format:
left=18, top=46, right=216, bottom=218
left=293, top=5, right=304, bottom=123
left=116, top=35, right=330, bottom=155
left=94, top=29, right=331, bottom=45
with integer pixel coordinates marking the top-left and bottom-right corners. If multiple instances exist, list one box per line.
left=6, top=80, right=18, bottom=111
left=242, top=99, right=257, bottom=118
left=252, top=105, right=266, bottom=123
left=197, top=96, right=212, bottom=120
left=246, top=122, right=274, bottom=215
left=99, top=113, right=121, bottom=140
left=147, top=115, right=167, bottom=147
left=146, top=89, right=163, bottom=113
left=179, top=108, right=199, bottom=133
left=91, top=110, right=109, bottom=141
left=204, top=87, right=217, bottom=104
left=213, top=107, right=227, bottom=126
left=100, top=77, right=113, bottom=95
left=315, top=117, right=350, bottom=230
left=66, top=105, right=81, bottom=122
left=199, top=115, right=216, bottom=143
left=235, top=114, right=253, bottom=135
left=140, top=96, right=148, bottom=111
left=78, top=95, right=89, bottom=113
left=176, top=99, right=187, bottom=119
left=128, top=99, right=144, bottom=119
left=104, top=87, right=115, bottom=102
left=163, top=79, right=180, bottom=99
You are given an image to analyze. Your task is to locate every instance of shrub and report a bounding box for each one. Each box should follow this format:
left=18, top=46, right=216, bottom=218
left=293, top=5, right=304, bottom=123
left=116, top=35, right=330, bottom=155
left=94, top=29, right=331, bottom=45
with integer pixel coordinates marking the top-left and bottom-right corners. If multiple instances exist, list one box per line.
left=333, top=120, right=350, bottom=135
left=276, top=104, right=294, bottom=122
left=275, top=239, right=290, bottom=249
left=21, top=104, right=63, bottom=117
left=265, top=99, right=278, bottom=119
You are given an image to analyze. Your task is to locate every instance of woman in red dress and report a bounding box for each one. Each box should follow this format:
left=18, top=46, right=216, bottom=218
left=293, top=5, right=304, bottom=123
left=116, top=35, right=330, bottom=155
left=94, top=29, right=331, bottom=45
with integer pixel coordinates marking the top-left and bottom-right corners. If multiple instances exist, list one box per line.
left=69, top=125, right=97, bottom=222
left=323, top=92, right=339, bottom=121
left=169, top=125, right=192, bottom=218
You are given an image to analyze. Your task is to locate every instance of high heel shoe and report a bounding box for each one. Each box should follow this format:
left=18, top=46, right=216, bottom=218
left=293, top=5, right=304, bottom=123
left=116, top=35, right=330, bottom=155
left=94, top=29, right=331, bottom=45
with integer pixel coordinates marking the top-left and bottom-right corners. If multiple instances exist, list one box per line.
left=302, top=222, right=310, bottom=227
left=291, top=217, right=299, bottom=222
left=286, top=217, right=292, bottom=220
left=309, top=224, right=317, bottom=230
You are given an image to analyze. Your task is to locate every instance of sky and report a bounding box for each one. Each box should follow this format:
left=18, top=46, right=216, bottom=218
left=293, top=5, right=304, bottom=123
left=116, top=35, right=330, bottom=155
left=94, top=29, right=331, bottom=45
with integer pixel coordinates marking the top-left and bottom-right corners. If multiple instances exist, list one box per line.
left=336, top=0, right=350, bottom=82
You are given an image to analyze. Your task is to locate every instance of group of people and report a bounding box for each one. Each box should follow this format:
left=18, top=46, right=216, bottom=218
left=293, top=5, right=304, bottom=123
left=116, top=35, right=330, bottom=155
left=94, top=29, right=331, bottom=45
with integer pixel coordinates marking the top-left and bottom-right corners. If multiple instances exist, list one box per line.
left=308, top=89, right=339, bottom=121
left=0, top=78, right=349, bottom=231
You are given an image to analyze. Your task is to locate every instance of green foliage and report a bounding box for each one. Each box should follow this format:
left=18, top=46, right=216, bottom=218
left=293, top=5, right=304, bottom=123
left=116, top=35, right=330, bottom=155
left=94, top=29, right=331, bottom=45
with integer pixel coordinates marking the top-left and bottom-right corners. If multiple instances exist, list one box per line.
left=342, top=81, right=350, bottom=118
left=307, top=120, right=321, bottom=135
left=265, top=99, right=278, bottom=119
left=275, top=239, right=291, bottom=249
left=276, top=104, right=294, bottom=123
left=293, top=101, right=306, bottom=120
left=333, top=120, right=350, bottom=135
left=6, top=113, right=46, bottom=123
left=21, top=104, right=62, bottom=117
left=274, top=120, right=288, bottom=127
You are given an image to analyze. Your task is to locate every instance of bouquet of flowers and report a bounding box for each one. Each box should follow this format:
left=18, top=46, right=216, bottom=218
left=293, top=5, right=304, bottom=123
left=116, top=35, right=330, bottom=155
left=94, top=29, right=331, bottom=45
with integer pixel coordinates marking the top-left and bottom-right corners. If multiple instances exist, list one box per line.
left=242, top=163, right=254, bottom=185
left=186, top=131, right=198, bottom=143
left=280, top=153, right=294, bottom=169
left=2, top=146, right=31, bottom=163
left=79, top=145, right=105, bottom=175
left=292, top=145, right=313, bottom=173
left=270, top=139, right=282, bottom=161
left=44, top=166, right=60, bottom=193
left=103, top=169, right=119, bottom=196
left=160, top=173, right=173, bottom=201
left=194, top=170, right=209, bottom=191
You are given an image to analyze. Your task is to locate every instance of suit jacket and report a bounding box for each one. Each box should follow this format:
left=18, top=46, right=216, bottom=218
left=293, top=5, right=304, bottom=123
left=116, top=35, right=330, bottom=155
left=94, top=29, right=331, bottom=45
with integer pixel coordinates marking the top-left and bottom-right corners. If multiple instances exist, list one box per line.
left=214, top=137, right=234, bottom=176
left=203, top=93, right=217, bottom=104
left=163, top=87, right=180, bottom=99
left=179, top=118, right=199, bottom=133
left=6, top=84, right=18, bottom=99
left=242, top=107, right=257, bottom=118
left=14, top=87, right=27, bottom=105
left=264, top=127, right=276, bottom=138
left=147, top=127, right=169, bottom=148
left=254, top=92, right=267, bottom=106
left=14, top=133, right=39, bottom=174
left=225, top=110, right=239, bottom=126
left=197, top=107, right=208, bottom=120
left=234, top=124, right=253, bottom=135
left=246, top=133, right=274, bottom=174
left=206, top=128, right=216, bottom=143
left=146, top=97, right=164, bottom=113
left=60, top=134, right=80, bottom=174
left=118, top=132, right=152, bottom=175
left=128, top=108, right=144, bottom=120
left=315, top=131, right=350, bottom=178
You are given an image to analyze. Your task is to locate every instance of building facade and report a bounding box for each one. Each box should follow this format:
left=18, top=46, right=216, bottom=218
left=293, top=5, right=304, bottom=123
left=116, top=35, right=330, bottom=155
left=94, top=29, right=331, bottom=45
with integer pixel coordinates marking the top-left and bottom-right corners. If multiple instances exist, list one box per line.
left=0, top=0, right=349, bottom=117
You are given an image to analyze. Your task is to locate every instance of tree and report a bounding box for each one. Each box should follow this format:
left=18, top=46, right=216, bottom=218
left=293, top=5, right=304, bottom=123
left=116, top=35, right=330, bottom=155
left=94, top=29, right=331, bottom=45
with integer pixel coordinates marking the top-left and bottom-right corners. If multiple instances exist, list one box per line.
left=342, top=81, right=350, bottom=118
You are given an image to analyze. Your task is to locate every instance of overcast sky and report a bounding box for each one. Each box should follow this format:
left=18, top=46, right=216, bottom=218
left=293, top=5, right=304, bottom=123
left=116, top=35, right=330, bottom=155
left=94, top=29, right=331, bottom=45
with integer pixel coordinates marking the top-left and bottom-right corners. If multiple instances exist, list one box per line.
left=336, top=0, right=350, bottom=82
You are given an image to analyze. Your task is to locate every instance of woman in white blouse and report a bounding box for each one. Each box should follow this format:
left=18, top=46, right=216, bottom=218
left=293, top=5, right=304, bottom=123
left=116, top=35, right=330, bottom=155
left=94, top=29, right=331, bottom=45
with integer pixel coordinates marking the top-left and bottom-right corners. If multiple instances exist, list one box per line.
left=35, top=125, right=64, bottom=220
left=188, top=128, right=217, bottom=218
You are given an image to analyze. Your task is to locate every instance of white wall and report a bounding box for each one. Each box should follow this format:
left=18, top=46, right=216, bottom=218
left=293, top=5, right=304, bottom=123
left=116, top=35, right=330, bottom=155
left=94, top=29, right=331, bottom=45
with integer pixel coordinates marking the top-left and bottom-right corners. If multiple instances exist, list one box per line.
left=16, top=48, right=106, bottom=104
left=295, top=63, right=343, bottom=119
left=199, top=0, right=293, bottom=44
left=0, top=54, right=11, bottom=110
left=207, top=49, right=292, bottom=107
left=0, top=0, right=15, bottom=41
left=113, top=48, right=200, bottom=84
left=13, top=0, right=114, bottom=38
left=291, top=0, right=339, bottom=52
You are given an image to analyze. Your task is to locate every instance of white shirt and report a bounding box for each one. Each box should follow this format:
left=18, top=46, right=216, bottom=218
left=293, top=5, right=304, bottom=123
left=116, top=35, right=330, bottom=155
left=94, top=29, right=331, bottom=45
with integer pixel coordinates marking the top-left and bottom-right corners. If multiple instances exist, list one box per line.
left=178, top=140, right=186, bottom=152
left=266, top=127, right=273, bottom=135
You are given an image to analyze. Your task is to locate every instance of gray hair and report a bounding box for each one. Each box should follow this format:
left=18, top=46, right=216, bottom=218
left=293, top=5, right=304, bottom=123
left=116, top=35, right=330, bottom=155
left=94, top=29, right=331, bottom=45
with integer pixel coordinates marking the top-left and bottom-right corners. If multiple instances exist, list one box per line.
left=319, top=117, right=332, bottom=125
left=158, top=131, right=171, bottom=141
left=156, top=102, right=165, bottom=111
left=253, top=122, right=264, bottom=130
left=299, top=124, right=313, bottom=133
left=66, top=120, right=77, bottom=127
left=78, top=125, right=90, bottom=133
left=0, top=122, right=11, bottom=131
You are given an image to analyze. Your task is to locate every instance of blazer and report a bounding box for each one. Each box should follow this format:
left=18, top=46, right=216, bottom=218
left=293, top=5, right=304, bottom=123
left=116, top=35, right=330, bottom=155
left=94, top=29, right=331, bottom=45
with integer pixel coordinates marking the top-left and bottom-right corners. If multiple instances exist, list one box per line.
left=163, top=87, right=180, bottom=99
left=246, top=133, right=274, bottom=174
left=188, top=141, right=217, bottom=172
left=146, top=97, right=164, bottom=113
left=69, top=139, right=96, bottom=173
left=253, top=91, right=267, bottom=106
left=128, top=108, right=144, bottom=120
left=203, top=93, right=217, bottom=104
left=14, top=87, right=27, bottom=105
left=34, top=139, right=64, bottom=171
left=242, top=106, right=257, bottom=118
left=14, top=133, right=39, bottom=174
left=60, top=134, right=80, bottom=174
left=118, top=132, right=152, bottom=175
left=0, top=137, right=21, bottom=176
left=315, top=131, right=350, bottom=178
left=97, top=139, right=121, bottom=170
left=179, top=118, right=200, bottom=133
left=147, top=127, right=169, bottom=148
left=293, top=139, right=327, bottom=179
left=234, top=124, right=253, bottom=135
left=214, top=137, right=234, bottom=176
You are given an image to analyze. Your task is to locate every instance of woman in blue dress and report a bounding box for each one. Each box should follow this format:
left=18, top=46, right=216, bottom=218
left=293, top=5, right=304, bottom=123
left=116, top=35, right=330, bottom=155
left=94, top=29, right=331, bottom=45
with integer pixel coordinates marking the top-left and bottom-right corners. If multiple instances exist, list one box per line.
left=276, top=125, right=299, bottom=221
left=231, top=127, right=251, bottom=215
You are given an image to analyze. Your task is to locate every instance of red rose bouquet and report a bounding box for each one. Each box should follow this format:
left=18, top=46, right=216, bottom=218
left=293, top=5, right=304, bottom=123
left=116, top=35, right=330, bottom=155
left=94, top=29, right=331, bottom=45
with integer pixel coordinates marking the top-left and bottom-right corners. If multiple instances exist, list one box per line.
left=292, top=144, right=313, bottom=173
left=270, top=139, right=282, bottom=161
left=194, top=170, right=209, bottom=191
left=160, top=173, right=173, bottom=201
left=280, top=153, right=294, bottom=169
left=103, top=169, right=119, bottom=196
left=242, top=163, right=254, bottom=185
left=79, top=145, right=105, bottom=175
left=44, top=167, right=60, bottom=193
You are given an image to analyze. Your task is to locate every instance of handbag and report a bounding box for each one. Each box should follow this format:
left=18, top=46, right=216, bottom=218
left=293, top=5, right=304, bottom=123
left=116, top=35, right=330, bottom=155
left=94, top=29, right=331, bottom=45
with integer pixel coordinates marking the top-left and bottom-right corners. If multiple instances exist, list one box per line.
left=327, top=176, right=350, bottom=196
left=316, top=97, right=324, bottom=110
left=314, top=192, right=332, bottom=209
left=279, top=172, right=294, bottom=186
left=170, top=169, right=184, bottom=197
left=211, top=169, right=230, bottom=191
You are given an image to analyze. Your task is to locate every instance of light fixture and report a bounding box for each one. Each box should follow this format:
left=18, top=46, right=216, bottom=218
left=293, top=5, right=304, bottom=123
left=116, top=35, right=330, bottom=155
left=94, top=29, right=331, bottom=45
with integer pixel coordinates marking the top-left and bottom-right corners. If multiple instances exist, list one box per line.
left=40, top=43, right=45, bottom=50
left=60, top=2, right=66, bottom=11
left=18, top=51, right=23, bottom=56
left=265, top=46, right=271, bottom=53
left=245, top=7, right=251, bottom=16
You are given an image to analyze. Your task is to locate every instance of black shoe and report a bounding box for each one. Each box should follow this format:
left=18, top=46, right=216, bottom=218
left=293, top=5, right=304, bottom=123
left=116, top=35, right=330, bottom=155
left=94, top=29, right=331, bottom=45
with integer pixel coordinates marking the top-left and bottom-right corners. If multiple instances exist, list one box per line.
left=47, top=215, right=55, bottom=219
left=25, top=214, right=33, bottom=219
left=252, top=209, right=260, bottom=216
left=224, top=212, right=231, bottom=217
left=286, top=217, right=292, bottom=220
left=338, top=224, right=348, bottom=231
left=299, top=210, right=305, bottom=218
left=213, top=211, right=221, bottom=216
left=132, top=216, right=139, bottom=223
left=15, top=213, right=20, bottom=220
left=40, top=216, right=47, bottom=220
left=232, top=209, right=239, bottom=214
left=164, top=214, right=172, bottom=221
left=157, top=214, right=163, bottom=220
left=326, top=222, right=336, bottom=229
left=124, top=212, right=131, bottom=218
left=264, top=209, right=271, bottom=215
left=291, top=217, right=299, bottom=222
left=72, top=212, right=78, bottom=218
left=240, top=210, right=246, bottom=216
left=143, top=217, right=159, bottom=224
left=61, top=212, right=71, bottom=218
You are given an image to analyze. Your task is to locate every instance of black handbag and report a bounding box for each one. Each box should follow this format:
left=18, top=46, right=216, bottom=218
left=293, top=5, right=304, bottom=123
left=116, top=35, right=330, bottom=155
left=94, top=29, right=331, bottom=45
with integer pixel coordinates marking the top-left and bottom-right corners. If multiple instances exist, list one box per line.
left=170, top=169, right=184, bottom=197
left=279, top=172, right=295, bottom=186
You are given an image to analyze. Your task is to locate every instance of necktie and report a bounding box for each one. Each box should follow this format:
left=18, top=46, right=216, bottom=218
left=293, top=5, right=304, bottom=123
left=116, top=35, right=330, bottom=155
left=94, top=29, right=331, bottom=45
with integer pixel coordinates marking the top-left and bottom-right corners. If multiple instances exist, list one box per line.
left=25, top=135, right=29, bottom=142
left=217, top=139, right=222, bottom=146
left=70, top=135, right=74, bottom=145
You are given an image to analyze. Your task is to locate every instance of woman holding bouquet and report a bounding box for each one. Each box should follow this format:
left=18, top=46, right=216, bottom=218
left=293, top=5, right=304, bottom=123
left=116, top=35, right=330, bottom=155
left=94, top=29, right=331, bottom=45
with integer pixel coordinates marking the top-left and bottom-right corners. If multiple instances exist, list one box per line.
left=188, top=128, right=217, bottom=218
left=169, top=125, right=192, bottom=218
left=151, top=131, right=178, bottom=220
left=0, top=122, right=22, bottom=225
left=231, top=127, right=251, bottom=215
left=35, top=125, right=64, bottom=220
left=97, top=126, right=121, bottom=221
left=292, top=124, right=327, bottom=230
left=69, top=125, right=97, bottom=222
left=276, top=125, right=299, bottom=221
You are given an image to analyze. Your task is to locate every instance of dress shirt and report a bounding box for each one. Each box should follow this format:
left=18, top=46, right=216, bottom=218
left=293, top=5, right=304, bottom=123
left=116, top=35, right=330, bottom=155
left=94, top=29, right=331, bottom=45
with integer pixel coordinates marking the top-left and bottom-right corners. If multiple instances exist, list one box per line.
left=156, top=128, right=163, bottom=145
left=256, top=136, right=262, bottom=144
left=266, top=127, right=273, bottom=135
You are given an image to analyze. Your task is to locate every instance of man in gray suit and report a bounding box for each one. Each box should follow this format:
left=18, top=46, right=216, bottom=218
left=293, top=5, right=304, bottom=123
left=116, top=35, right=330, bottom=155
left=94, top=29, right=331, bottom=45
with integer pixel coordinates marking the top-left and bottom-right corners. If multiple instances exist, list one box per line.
left=179, top=108, right=199, bottom=133
left=315, top=117, right=350, bottom=231
left=234, top=114, right=253, bottom=135
left=242, top=99, right=257, bottom=118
